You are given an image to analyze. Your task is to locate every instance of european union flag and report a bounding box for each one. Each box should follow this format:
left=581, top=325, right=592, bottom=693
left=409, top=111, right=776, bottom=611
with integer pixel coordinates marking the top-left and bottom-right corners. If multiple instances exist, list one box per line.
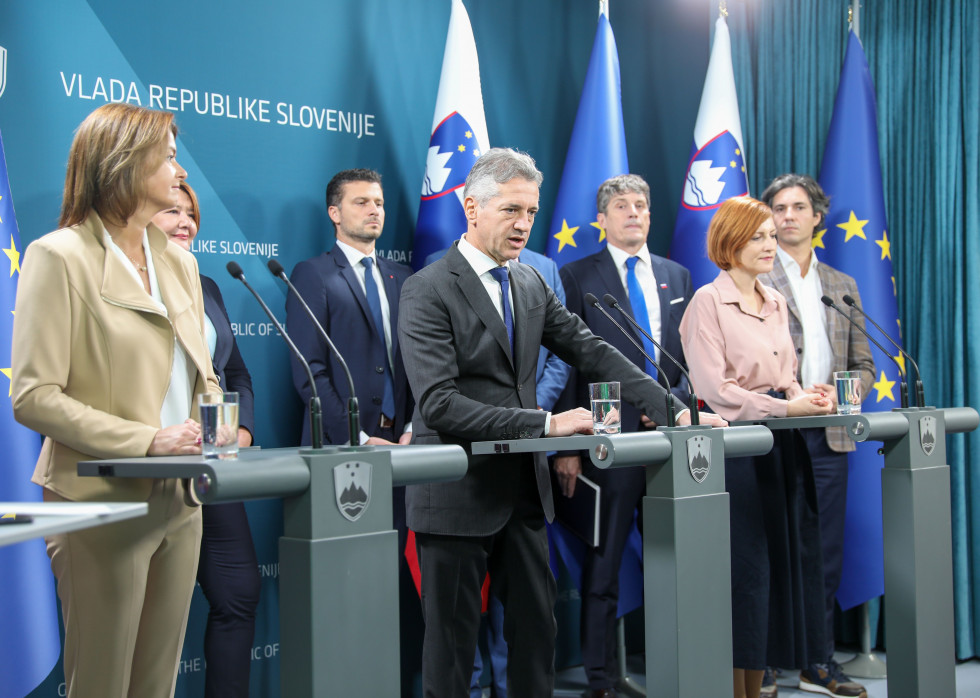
left=819, top=30, right=898, bottom=610
left=669, top=15, right=749, bottom=290
left=544, top=8, right=628, bottom=267
left=0, top=126, right=61, bottom=696
left=544, top=6, right=642, bottom=618
left=412, top=0, right=489, bottom=270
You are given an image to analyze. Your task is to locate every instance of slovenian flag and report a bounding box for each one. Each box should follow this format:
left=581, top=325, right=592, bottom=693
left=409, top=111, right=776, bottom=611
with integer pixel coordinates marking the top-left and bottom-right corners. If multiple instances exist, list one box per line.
left=669, top=13, right=749, bottom=290
left=412, top=0, right=489, bottom=270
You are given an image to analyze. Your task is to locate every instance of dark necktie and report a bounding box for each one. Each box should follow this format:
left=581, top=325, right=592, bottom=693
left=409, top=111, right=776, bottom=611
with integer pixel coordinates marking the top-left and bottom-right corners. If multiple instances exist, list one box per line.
left=625, top=256, right=658, bottom=379
left=488, top=265, right=514, bottom=355
left=361, top=257, right=396, bottom=418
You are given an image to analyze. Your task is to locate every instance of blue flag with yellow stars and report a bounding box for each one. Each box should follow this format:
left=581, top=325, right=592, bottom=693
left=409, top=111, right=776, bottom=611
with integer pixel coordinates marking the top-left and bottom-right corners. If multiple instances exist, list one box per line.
left=669, top=14, right=749, bottom=290
left=0, top=126, right=61, bottom=695
left=819, top=30, right=899, bottom=610
left=544, top=7, right=628, bottom=266
left=544, top=5, right=644, bottom=619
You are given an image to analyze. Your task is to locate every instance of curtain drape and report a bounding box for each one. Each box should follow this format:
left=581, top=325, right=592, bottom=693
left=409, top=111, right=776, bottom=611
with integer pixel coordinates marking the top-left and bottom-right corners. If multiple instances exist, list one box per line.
left=727, top=0, right=980, bottom=658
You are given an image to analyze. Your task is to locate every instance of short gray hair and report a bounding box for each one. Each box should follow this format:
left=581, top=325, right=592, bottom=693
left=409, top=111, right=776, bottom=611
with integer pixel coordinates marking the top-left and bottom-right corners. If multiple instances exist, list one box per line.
left=760, top=173, right=830, bottom=223
left=463, top=148, right=543, bottom=207
left=596, top=174, right=651, bottom=215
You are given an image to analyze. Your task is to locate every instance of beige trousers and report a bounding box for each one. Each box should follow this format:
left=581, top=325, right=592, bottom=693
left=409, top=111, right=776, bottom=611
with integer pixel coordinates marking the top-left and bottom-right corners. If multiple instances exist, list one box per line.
left=45, top=479, right=202, bottom=698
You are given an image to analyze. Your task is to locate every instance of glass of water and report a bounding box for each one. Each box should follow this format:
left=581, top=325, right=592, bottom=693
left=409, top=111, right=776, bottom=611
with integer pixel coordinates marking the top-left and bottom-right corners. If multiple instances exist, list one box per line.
left=833, top=371, right=862, bottom=415
left=589, top=382, right=621, bottom=434
left=198, top=392, right=240, bottom=459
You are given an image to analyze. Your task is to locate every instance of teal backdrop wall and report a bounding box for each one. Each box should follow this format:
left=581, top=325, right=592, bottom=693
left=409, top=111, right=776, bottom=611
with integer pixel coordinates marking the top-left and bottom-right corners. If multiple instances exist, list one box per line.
left=0, top=1, right=715, bottom=695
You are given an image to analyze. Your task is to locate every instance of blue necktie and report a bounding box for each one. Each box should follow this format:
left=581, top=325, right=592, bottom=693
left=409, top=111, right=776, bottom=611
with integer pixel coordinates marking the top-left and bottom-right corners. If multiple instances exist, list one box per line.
left=361, top=257, right=396, bottom=418
left=488, top=266, right=514, bottom=355
left=625, top=256, right=658, bottom=379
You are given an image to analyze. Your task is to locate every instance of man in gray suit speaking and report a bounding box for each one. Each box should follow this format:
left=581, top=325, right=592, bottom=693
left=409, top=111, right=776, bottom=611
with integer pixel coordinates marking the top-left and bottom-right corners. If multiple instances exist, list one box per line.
left=398, top=148, right=725, bottom=697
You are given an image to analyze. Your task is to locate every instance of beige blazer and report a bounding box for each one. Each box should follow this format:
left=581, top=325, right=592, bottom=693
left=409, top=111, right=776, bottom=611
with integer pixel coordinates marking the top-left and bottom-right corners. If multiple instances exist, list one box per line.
left=12, top=211, right=220, bottom=501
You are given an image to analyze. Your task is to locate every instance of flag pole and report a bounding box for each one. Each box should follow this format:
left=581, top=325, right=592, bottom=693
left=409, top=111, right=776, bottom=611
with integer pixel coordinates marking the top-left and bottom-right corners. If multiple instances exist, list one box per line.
left=834, top=0, right=888, bottom=682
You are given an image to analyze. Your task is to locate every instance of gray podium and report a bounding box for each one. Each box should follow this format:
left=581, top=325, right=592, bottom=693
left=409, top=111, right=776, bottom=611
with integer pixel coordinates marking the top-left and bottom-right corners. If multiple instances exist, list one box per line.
left=740, top=407, right=978, bottom=698
left=474, top=424, right=773, bottom=697
left=79, top=443, right=467, bottom=697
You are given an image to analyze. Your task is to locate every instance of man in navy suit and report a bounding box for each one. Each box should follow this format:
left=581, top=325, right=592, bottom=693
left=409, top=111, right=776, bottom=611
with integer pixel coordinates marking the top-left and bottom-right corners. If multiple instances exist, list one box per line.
left=554, top=174, right=693, bottom=698
left=286, top=168, right=413, bottom=446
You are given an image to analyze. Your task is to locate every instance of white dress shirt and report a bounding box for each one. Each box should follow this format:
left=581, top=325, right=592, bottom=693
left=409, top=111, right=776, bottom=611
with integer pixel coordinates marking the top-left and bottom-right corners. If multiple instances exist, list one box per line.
left=776, top=246, right=834, bottom=387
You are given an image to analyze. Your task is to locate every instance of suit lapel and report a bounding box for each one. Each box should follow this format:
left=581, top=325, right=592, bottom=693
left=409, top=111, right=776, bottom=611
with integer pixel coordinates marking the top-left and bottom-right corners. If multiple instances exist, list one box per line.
left=447, top=248, right=514, bottom=369
left=817, top=263, right=844, bottom=357
left=510, top=264, right=530, bottom=371
left=379, top=257, right=400, bottom=356
left=332, top=246, right=378, bottom=340
left=649, top=256, right=672, bottom=345
left=768, top=256, right=800, bottom=325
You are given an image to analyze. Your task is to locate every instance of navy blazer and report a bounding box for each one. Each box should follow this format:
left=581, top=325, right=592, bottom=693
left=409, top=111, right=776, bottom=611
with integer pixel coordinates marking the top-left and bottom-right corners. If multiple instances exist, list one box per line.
left=201, top=275, right=255, bottom=436
left=557, top=248, right=693, bottom=430
left=286, top=245, right=414, bottom=445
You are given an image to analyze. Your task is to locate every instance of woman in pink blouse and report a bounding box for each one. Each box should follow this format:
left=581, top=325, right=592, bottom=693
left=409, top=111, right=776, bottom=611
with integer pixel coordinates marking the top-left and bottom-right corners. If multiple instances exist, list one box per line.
left=680, top=197, right=833, bottom=698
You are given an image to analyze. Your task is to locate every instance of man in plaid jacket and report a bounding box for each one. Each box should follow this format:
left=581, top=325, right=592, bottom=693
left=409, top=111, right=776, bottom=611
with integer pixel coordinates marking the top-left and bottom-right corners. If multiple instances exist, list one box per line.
left=759, top=173, right=876, bottom=698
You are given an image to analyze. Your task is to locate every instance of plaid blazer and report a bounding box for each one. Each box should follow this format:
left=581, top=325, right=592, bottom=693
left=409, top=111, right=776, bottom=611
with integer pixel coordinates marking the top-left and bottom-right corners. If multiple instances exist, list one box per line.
left=760, top=255, right=876, bottom=452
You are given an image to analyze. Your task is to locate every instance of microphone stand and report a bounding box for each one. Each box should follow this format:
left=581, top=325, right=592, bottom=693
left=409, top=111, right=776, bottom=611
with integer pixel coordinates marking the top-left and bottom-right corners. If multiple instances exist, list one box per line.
left=842, top=294, right=925, bottom=408
left=267, top=259, right=361, bottom=446
left=227, top=261, right=324, bottom=449
left=821, top=295, right=908, bottom=408
left=584, top=293, right=676, bottom=427
left=603, top=293, right=700, bottom=426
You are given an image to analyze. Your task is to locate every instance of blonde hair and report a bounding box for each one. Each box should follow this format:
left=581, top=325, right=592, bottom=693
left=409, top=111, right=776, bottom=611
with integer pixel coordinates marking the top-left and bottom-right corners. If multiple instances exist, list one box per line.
left=706, top=196, right=773, bottom=271
left=60, top=103, right=177, bottom=228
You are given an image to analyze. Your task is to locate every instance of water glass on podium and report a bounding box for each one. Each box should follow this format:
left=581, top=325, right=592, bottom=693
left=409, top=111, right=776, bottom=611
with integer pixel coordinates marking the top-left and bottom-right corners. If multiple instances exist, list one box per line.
left=199, top=392, right=240, bottom=459
left=589, top=381, right=621, bottom=434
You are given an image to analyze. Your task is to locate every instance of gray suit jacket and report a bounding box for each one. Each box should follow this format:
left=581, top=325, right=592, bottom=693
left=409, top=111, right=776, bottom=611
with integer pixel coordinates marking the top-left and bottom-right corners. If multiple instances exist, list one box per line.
left=760, top=255, right=875, bottom=451
left=398, top=243, right=682, bottom=536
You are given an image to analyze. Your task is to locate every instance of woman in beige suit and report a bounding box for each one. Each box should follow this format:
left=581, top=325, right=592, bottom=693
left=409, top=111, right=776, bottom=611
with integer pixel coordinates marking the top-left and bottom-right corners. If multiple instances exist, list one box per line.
left=11, top=103, right=220, bottom=698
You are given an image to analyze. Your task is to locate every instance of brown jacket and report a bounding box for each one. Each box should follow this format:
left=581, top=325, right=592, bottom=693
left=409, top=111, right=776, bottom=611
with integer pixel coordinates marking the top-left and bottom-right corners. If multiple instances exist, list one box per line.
left=760, top=255, right=876, bottom=452
left=12, top=212, right=219, bottom=501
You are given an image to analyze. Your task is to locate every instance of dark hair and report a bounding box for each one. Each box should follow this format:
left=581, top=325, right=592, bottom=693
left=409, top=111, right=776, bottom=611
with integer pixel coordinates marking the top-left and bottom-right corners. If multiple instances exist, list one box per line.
left=760, top=173, right=830, bottom=225
left=325, top=169, right=383, bottom=212
left=60, top=103, right=177, bottom=228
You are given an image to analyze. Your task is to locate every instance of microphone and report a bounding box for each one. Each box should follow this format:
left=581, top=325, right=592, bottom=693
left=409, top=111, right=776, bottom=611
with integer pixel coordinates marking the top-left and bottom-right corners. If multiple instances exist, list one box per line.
left=583, top=292, right=676, bottom=427
left=267, top=258, right=361, bottom=446
left=842, top=294, right=925, bottom=408
left=603, top=293, right=700, bottom=426
left=820, top=295, right=908, bottom=408
left=226, top=261, right=324, bottom=449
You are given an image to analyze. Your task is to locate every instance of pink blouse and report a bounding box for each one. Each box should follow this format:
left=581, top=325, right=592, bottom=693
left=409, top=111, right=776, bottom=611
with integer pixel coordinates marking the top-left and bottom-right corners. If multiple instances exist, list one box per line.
left=679, top=270, right=804, bottom=421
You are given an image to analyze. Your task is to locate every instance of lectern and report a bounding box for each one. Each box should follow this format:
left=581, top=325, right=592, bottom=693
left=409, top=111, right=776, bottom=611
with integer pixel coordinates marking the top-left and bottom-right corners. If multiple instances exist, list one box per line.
left=740, top=407, right=978, bottom=698
left=474, top=424, right=773, bottom=697
left=79, top=444, right=467, bottom=697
